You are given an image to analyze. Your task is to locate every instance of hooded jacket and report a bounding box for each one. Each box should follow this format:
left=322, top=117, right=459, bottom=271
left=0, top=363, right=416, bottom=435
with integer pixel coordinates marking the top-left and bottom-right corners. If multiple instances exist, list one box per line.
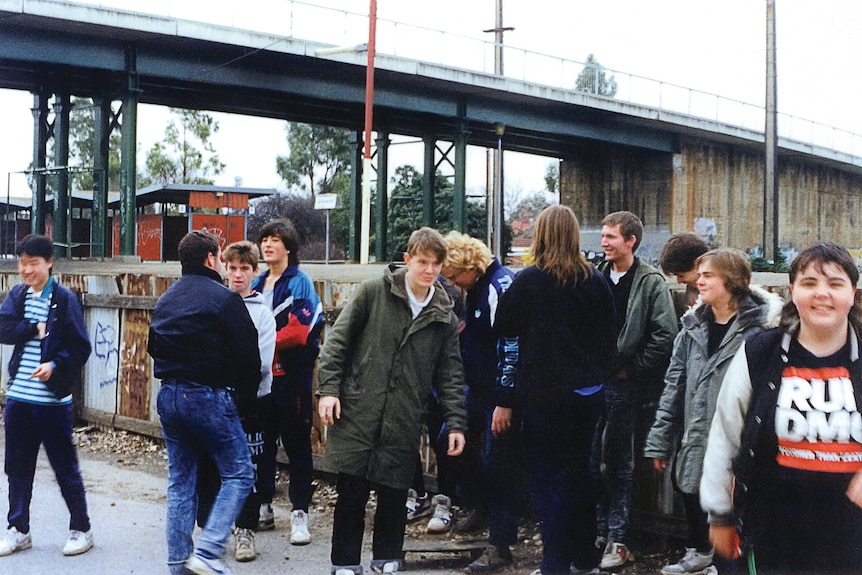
left=243, top=291, right=276, bottom=398
left=316, top=265, right=467, bottom=489
left=645, top=285, right=783, bottom=493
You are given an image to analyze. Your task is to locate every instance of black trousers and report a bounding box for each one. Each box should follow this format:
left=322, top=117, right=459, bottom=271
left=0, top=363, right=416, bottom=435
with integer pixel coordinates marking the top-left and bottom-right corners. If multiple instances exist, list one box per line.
left=331, top=473, right=408, bottom=566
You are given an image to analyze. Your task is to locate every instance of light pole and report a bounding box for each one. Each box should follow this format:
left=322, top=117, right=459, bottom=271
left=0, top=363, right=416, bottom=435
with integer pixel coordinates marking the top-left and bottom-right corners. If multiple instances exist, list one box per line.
left=360, top=0, right=377, bottom=264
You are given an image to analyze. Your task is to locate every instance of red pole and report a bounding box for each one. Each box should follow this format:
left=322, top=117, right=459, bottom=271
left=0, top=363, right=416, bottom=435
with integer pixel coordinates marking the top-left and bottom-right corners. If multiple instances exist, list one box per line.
left=364, top=0, right=377, bottom=159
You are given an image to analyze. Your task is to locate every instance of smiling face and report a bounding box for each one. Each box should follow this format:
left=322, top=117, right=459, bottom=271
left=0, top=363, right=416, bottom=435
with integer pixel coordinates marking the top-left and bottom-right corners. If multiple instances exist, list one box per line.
left=696, top=261, right=732, bottom=308
left=442, top=266, right=481, bottom=290
left=790, top=261, right=856, bottom=336
left=17, top=253, right=52, bottom=291
left=404, top=250, right=443, bottom=297
left=601, top=224, right=636, bottom=268
left=226, top=258, right=256, bottom=297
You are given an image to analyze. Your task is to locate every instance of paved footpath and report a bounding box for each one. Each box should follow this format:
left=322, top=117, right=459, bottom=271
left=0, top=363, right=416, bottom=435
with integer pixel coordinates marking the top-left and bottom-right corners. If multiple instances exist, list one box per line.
left=0, top=437, right=484, bottom=575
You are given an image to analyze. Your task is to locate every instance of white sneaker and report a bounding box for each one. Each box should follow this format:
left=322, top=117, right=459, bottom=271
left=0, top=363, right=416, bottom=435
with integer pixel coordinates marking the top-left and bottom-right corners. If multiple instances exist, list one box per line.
left=234, top=527, right=256, bottom=562
left=186, top=553, right=235, bottom=575
left=600, top=541, right=634, bottom=569
left=370, top=559, right=402, bottom=573
left=62, top=529, right=93, bottom=556
left=258, top=503, right=275, bottom=531
left=661, top=547, right=714, bottom=575
left=290, top=509, right=311, bottom=545
left=0, top=527, right=32, bottom=556
left=425, top=494, right=453, bottom=533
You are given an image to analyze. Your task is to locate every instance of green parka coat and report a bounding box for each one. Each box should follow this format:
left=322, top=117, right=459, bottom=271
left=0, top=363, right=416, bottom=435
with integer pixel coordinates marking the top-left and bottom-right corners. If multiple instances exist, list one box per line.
left=316, top=266, right=468, bottom=489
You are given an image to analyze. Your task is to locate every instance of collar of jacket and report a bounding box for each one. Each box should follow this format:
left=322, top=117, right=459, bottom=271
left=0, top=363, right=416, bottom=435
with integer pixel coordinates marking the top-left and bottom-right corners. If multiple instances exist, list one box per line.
left=779, top=320, right=860, bottom=362
left=252, top=264, right=299, bottom=290
left=181, top=264, right=223, bottom=283
left=682, top=285, right=783, bottom=332
left=385, top=266, right=454, bottom=317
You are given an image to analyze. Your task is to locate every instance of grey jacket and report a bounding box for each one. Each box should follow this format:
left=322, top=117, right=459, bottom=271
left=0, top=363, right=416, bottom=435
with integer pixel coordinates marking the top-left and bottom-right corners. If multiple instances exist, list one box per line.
left=316, top=266, right=467, bottom=489
left=644, top=286, right=783, bottom=493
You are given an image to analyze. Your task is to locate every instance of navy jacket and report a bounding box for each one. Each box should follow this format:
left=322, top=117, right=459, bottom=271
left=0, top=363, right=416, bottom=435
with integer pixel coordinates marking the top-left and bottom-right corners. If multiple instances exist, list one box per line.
left=0, top=278, right=91, bottom=399
left=148, top=265, right=261, bottom=416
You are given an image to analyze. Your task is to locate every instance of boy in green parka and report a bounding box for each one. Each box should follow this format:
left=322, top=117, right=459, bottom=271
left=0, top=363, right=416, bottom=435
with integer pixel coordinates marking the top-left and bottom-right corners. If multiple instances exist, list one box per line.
left=317, top=227, right=468, bottom=575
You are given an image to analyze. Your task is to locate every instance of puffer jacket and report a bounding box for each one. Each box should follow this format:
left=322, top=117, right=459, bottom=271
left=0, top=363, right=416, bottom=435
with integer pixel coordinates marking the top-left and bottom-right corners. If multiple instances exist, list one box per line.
left=645, top=285, right=783, bottom=493
left=316, top=265, right=467, bottom=489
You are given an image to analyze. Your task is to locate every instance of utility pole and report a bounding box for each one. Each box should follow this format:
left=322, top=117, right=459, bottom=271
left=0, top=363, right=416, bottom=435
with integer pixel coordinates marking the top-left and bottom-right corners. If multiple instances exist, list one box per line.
left=764, top=0, right=779, bottom=261
left=484, top=0, right=514, bottom=261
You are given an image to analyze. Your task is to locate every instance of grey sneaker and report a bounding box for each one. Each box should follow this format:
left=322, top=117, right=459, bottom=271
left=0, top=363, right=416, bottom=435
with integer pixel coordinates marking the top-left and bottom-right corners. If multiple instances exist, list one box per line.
left=600, top=541, right=634, bottom=569
left=290, top=509, right=311, bottom=545
left=661, top=547, right=714, bottom=575
left=464, top=545, right=512, bottom=573
left=258, top=503, right=275, bottom=531
left=234, top=527, right=256, bottom=562
left=0, top=527, right=32, bottom=556
left=186, top=553, right=235, bottom=575
left=426, top=494, right=453, bottom=533
left=406, top=489, right=431, bottom=521
left=62, top=529, right=94, bottom=556
left=370, top=559, right=402, bottom=573
left=332, top=565, right=364, bottom=575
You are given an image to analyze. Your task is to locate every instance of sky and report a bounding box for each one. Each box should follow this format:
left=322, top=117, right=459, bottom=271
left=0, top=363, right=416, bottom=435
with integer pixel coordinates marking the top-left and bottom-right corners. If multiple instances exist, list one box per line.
left=1, top=0, right=861, bottom=206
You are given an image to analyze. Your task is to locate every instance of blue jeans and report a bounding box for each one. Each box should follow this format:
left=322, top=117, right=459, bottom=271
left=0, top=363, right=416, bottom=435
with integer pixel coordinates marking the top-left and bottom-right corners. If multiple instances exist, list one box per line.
left=592, top=378, right=635, bottom=544
left=157, top=382, right=254, bottom=575
left=4, top=399, right=90, bottom=534
left=525, top=391, right=602, bottom=574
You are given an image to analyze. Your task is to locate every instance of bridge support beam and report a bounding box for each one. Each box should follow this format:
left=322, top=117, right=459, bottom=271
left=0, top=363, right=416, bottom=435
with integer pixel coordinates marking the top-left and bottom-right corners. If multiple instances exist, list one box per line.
left=30, top=92, right=49, bottom=236
left=374, top=133, right=390, bottom=263
left=453, top=117, right=469, bottom=232
left=52, top=93, right=71, bottom=258
left=120, top=46, right=139, bottom=257
left=348, top=131, right=363, bottom=262
left=422, top=135, right=435, bottom=227
left=92, top=96, right=112, bottom=258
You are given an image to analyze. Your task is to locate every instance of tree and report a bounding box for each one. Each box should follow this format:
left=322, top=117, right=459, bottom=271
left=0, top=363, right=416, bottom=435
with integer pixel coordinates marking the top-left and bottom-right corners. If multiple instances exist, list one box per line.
left=544, top=162, right=559, bottom=195
left=575, top=53, right=618, bottom=97
left=142, top=109, right=225, bottom=185
left=67, top=98, right=123, bottom=192
left=276, top=124, right=352, bottom=200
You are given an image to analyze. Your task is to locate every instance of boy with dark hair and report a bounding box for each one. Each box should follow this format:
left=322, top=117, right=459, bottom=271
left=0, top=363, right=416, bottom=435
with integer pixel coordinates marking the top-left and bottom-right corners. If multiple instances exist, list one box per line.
left=252, top=219, right=323, bottom=545
left=659, top=232, right=709, bottom=312
left=195, top=240, right=277, bottom=563
left=317, top=227, right=467, bottom=575
left=149, top=230, right=261, bottom=575
left=0, top=234, right=93, bottom=558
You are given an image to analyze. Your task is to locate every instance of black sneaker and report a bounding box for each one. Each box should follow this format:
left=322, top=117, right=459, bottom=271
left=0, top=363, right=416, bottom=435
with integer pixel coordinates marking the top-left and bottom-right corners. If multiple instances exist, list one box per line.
left=452, top=508, right=489, bottom=534
left=464, top=545, right=512, bottom=573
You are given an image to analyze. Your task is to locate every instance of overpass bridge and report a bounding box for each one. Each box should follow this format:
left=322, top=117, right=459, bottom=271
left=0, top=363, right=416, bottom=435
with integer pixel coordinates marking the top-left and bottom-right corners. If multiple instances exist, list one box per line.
left=2, top=0, right=861, bottom=259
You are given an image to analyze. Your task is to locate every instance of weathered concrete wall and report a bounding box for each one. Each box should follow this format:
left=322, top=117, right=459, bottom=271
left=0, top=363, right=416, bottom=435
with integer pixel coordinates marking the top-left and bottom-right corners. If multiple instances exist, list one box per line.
left=561, top=136, right=862, bottom=259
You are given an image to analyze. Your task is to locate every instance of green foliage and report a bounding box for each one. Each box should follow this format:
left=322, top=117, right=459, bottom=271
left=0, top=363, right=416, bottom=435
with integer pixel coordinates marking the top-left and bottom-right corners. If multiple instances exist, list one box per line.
left=750, top=249, right=790, bottom=273
left=67, top=98, right=123, bottom=191
left=575, top=53, right=618, bottom=97
left=142, top=109, right=225, bottom=186
left=544, top=162, right=559, bottom=195
left=509, top=192, right=553, bottom=224
left=276, top=124, right=352, bottom=199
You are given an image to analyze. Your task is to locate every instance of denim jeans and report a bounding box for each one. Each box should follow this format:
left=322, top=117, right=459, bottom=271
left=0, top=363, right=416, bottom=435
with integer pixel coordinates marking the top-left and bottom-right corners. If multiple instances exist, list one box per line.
left=157, top=381, right=254, bottom=575
left=4, top=399, right=90, bottom=534
left=259, top=370, right=314, bottom=511
left=525, top=391, right=602, bottom=574
left=592, top=378, right=635, bottom=544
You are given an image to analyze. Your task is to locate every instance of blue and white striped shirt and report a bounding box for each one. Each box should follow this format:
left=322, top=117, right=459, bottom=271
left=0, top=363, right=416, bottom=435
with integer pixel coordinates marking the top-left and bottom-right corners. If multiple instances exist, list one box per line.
left=6, top=279, right=68, bottom=405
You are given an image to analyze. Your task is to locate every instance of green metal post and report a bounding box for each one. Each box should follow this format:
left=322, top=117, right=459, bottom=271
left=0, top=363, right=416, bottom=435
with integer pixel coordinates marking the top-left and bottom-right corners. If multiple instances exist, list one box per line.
left=52, top=93, right=71, bottom=258
left=30, top=93, right=49, bottom=235
left=92, top=96, right=111, bottom=258
left=374, top=133, right=390, bottom=262
left=120, top=46, right=139, bottom=256
left=348, top=131, right=363, bottom=262
left=453, top=115, right=469, bottom=232
left=422, top=135, right=435, bottom=227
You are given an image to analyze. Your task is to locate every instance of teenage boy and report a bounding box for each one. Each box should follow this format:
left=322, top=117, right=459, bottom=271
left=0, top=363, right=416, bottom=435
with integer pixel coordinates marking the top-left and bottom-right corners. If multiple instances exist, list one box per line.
left=317, top=227, right=468, bottom=575
left=148, top=230, right=260, bottom=575
left=594, top=211, right=678, bottom=569
left=0, top=234, right=93, bottom=557
left=251, top=220, right=323, bottom=545
left=659, top=232, right=709, bottom=317
left=196, top=241, right=277, bottom=563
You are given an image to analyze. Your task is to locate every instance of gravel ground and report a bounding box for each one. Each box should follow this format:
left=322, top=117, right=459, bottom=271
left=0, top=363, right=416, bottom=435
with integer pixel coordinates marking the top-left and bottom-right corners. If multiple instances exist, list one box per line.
left=70, top=426, right=687, bottom=574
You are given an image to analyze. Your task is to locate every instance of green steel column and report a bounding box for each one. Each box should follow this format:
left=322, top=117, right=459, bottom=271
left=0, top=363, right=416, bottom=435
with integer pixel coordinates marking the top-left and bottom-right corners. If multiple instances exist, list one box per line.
left=30, top=93, right=49, bottom=235
left=374, top=133, right=390, bottom=263
left=348, top=131, right=363, bottom=262
left=422, top=135, right=435, bottom=227
left=91, top=96, right=111, bottom=258
left=453, top=117, right=469, bottom=232
left=120, top=47, right=139, bottom=256
left=52, top=93, right=71, bottom=258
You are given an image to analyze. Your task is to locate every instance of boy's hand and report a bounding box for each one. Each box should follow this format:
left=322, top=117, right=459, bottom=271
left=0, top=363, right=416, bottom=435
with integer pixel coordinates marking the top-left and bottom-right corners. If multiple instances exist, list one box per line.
left=32, top=362, right=53, bottom=381
left=653, top=458, right=668, bottom=472
left=491, top=406, right=512, bottom=437
left=709, top=524, right=740, bottom=559
left=36, top=322, right=46, bottom=339
left=447, top=431, right=465, bottom=456
left=318, top=396, right=341, bottom=427
left=847, top=469, right=862, bottom=508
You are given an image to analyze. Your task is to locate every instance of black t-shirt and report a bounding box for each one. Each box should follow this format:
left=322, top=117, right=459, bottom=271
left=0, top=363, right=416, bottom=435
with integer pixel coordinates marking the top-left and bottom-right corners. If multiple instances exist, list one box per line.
left=605, top=258, right=637, bottom=337
left=707, top=313, right=735, bottom=357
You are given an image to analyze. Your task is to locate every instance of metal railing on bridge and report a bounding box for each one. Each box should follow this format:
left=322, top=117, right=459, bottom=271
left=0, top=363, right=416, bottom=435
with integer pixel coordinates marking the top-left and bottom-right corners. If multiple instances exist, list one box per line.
left=71, top=0, right=862, bottom=160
